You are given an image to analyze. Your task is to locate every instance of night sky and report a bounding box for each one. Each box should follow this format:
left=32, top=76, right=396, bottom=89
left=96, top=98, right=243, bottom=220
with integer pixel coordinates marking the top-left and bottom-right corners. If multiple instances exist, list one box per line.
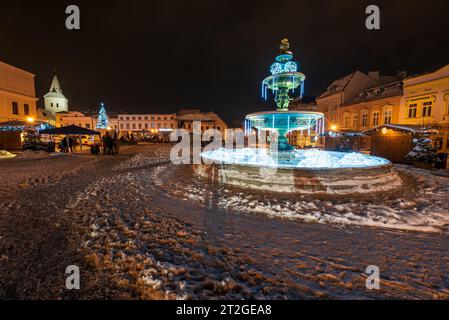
left=1, top=0, right=449, bottom=125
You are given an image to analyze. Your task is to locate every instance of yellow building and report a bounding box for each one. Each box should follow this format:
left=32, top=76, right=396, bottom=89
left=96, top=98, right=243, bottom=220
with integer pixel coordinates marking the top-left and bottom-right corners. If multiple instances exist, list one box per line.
left=56, top=111, right=95, bottom=129
left=0, top=61, right=38, bottom=123
left=399, top=64, right=449, bottom=153
left=338, top=81, right=402, bottom=131
left=316, top=71, right=403, bottom=131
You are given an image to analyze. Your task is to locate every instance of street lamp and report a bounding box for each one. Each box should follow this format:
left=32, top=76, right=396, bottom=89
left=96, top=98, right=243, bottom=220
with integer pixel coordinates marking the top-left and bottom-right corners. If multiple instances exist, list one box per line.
left=26, top=117, right=35, bottom=123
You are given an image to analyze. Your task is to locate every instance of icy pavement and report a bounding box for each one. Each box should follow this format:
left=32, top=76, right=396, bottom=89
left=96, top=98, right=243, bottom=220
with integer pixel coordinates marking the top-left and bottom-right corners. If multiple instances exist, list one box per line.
left=157, top=164, right=449, bottom=233
left=0, top=145, right=448, bottom=299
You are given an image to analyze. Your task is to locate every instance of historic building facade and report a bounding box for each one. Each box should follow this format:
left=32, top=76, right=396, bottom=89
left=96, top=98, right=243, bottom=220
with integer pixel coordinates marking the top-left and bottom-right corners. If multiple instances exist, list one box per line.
left=337, top=80, right=402, bottom=131
left=118, top=113, right=177, bottom=133
left=399, top=64, right=449, bottom=153
left=316, top=71, right=401, bottom=131
left=176, top=109, right=228, bottom=136
left=0, top=61, right=38, bottom=123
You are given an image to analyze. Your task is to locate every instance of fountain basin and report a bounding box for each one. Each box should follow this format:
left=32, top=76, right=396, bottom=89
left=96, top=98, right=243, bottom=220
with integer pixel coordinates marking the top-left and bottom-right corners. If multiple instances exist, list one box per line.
left=197, top=149, right=403, bottom=195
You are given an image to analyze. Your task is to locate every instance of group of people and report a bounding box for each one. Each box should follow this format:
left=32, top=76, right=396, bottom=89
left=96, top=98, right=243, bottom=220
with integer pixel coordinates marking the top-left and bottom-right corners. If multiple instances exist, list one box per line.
left=59, top=136, right=74, bottom=153
left=102, top=131, right=119, bottom=155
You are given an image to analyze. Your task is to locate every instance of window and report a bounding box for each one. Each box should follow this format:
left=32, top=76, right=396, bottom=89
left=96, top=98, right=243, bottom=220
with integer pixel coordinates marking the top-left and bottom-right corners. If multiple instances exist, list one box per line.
left=138, top=124, right=142, bottom=129
left=126, top=117, right=130, bottom=120
left=383, top=110, right=392, bottom=124
left=24, top=104, right=30, bottom=116
left=145, top=124, right=148, bottom=129
left=352, top=114, right=358, bottom=127
left=151, top=116, right=155, bottom=120
left=86, top=124, right=91, bottom=129
left=120, top=124, right=124, bottom=129
left=12, top=102, right=19, bottom=115
left=344, top=114, right=350, bottom=127
left=372, top=112, right=380, bottom=126
left=132, top=124, right=136, bottom=129
left=126, top=124, right=130, bottom=129
left=422, top=101, right=432, bottom=117
left=361, top=113, right=368, bottom=127
left=56, top=103, right=59, bottom=108
left=144, top=116, right=148, bottom=120
left=151, top=123, right=155, bottom=128
left=51, top=103, right=54, bottom=107
left=446, top=97, right=449, bottom=115
left=408, top=104, right=418, bottom=118
left=138, top=117, right=142, bottom=120
left=132, top=117, right=136, bottom=120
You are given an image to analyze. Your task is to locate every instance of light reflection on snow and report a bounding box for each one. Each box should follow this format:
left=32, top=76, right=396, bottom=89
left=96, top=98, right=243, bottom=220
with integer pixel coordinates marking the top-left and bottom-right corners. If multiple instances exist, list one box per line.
left=201, top=148, right=390, bottom=169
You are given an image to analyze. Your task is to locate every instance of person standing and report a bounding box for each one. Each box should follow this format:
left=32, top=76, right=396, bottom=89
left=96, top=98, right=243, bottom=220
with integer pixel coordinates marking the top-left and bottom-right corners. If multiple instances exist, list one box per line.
left=60, top=137, right=67, bottom=153
left=112, top=131, right=119, bottom=155
left=102, top=132, right=111, bottom=155
left=68, top=137, right=74, bottom=153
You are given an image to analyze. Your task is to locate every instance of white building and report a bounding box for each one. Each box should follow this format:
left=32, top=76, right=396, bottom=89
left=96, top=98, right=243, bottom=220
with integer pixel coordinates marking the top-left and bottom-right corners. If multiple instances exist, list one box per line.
left=118, top=113, right=177, bottom=133
left=44, top=73, right=68, bottom=115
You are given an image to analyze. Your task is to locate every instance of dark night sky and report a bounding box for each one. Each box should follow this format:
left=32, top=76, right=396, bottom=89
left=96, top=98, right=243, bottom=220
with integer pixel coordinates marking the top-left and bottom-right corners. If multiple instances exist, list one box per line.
left=1, top=0, right=449, bottom=125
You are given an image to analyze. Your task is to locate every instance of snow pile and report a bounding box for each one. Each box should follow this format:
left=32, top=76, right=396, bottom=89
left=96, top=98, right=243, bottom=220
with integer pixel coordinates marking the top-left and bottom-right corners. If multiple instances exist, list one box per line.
left=201, top=148, right=390, bottom=169
left=0, top=150, right=16, bottom=159
left=339, top=152, right=373, bottom=167
left=297, top=149, right=333, bottom=168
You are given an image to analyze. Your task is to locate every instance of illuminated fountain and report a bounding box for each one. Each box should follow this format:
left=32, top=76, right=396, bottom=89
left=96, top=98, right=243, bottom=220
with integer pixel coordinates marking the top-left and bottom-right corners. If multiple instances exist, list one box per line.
left=197, top=40, right=402, bottom=194
left=246, top=39, right=325, bottom=153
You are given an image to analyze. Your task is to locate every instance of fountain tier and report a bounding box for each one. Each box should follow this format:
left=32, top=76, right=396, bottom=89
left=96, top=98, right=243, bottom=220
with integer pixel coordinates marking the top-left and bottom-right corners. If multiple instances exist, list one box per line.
left=197, top=149, right=403, bottom=195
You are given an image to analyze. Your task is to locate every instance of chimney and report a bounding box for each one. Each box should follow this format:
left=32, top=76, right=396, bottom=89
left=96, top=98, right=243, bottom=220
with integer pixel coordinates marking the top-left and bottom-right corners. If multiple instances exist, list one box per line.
left=368, top=71, right=380, bottom=81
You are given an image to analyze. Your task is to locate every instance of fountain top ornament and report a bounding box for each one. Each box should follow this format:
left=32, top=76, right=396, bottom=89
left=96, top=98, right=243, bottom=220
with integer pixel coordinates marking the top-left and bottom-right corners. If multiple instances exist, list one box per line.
left=262, top=39, right=306, bottom=111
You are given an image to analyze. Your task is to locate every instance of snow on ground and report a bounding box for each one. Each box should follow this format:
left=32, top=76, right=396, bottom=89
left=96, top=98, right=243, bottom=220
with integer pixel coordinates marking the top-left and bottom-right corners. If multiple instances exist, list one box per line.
left=1, top=145, right=448, bottom=299
left=112, top=144, right=172, bottom=171
left=0, top=150, right=15, bottom=159
left=0, top=153, right=99, bottom=194
left=72, top=148, right=449, bottom=299
left=154, top=164, right=449, bottom=233
left=70, top=158, right=281, bottom=299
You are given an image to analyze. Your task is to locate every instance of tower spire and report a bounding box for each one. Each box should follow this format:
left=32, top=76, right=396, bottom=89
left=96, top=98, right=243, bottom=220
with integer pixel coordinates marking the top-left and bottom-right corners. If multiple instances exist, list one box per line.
left=50, top=72, right=62, bottom=93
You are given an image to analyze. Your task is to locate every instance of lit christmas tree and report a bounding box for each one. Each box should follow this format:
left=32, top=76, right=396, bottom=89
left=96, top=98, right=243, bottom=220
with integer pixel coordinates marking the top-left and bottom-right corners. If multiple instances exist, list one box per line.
left=96, top=103, right=109, bottom=129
